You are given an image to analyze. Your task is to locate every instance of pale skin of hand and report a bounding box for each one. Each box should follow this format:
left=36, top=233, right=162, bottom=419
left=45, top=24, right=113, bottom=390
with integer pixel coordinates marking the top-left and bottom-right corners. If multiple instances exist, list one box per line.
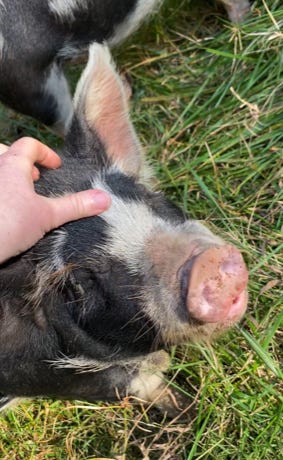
left=0, top=137, right=111, bottom=263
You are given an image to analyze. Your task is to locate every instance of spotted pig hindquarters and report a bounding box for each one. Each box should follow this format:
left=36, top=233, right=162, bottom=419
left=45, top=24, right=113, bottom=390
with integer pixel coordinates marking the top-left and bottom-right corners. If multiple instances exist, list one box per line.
left=0, top=0, right=250, bottom=133
left=0, top=44, right=248, bottom=416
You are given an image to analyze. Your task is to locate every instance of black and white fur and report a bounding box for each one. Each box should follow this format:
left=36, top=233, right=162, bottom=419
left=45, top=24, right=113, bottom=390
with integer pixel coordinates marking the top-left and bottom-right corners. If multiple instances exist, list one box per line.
left=0, top=45, right=248, bottom=413
left=0, top=0, right=250, bottom=133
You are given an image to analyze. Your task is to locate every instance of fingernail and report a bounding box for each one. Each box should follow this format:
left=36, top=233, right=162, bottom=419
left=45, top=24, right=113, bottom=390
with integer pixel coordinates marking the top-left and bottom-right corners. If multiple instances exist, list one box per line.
left=88, top=189, right=111, bottom=213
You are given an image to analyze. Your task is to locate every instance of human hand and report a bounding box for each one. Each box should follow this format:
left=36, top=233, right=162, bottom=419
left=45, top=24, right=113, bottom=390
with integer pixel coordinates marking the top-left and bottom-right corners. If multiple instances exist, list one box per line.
left=0, top=137, right=111, bottom=263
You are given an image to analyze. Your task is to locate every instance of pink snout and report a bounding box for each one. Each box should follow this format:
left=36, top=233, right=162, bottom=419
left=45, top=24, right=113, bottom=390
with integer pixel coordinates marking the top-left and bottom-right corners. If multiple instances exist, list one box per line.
left=184, top=245, right=248, bottom=324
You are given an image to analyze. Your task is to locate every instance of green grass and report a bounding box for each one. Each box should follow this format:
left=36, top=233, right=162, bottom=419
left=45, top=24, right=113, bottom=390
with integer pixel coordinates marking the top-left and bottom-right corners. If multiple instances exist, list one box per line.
left=0, top=0, right=282, bottom=458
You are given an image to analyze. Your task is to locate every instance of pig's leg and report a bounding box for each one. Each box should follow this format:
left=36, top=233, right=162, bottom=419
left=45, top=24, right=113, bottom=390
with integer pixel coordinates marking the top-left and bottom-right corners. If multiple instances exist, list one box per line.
left=219, top=0, right=251, bottom=22
left=0, top=353, right=189, bottom=417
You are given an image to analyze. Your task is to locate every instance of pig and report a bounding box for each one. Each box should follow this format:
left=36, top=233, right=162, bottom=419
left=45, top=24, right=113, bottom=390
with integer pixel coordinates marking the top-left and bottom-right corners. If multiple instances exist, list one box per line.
left=0, top=44, right=248, bottom=415
left=0, top=0, right=251, bottom=133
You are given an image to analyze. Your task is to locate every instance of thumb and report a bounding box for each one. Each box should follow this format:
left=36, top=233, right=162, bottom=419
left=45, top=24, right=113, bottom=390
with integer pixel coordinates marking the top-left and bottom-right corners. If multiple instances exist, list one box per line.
left=45, top=189, right=111, bottom=230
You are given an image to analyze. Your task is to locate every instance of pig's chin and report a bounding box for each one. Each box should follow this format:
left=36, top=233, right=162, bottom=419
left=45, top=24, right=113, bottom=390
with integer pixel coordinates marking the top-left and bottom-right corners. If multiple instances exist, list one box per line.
left=178, top=245, right=248, bottom=327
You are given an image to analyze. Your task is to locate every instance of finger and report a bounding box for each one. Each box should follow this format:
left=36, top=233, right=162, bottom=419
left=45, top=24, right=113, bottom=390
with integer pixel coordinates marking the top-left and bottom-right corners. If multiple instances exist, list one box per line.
left=32, top=165, right=40, bottom=181
left=8, top=137, right=62, bottom=169
left=44, top=189, right=111, bottom=230
left=0, top=143, right=8, bottom=155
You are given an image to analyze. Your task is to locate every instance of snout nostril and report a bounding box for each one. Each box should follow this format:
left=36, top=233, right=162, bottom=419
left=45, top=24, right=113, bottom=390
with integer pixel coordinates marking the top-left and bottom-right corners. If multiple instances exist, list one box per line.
left=232, top=295, right=240, bottom=305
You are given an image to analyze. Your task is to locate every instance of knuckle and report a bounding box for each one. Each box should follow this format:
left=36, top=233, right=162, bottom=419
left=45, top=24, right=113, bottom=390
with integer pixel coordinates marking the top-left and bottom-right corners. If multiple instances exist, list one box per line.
left=68, top=192, right=85, bottom=217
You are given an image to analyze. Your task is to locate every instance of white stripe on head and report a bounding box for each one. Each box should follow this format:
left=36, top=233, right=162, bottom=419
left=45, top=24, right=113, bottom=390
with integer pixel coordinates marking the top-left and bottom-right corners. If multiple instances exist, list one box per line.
left=91, top=176, right=170, bottom=272
left=90, top=174, right=220, bottom=274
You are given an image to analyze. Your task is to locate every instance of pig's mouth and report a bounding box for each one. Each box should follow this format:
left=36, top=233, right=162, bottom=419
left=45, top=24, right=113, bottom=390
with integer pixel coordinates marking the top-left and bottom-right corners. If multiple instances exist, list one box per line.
left=179, top=245, right=248, bottom=325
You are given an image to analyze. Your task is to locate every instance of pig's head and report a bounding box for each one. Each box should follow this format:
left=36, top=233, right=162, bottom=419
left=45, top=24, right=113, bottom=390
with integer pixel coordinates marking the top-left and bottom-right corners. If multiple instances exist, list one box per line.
left=25, top=44, right=248, bottom=360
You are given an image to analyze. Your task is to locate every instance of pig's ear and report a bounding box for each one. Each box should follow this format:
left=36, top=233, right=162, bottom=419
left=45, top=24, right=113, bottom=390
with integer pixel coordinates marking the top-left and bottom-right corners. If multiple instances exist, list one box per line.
left=73, top=43, right=144, bottom=176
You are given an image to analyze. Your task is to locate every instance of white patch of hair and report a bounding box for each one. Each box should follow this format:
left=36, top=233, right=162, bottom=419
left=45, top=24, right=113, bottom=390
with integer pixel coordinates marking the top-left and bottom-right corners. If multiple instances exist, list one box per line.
left=88, top=175, right=225, bottom=345
left=90, top=176, right=172, bottom=272
left=129, top=370, right=164, bottom=402
left=48, top=352, right=147, bottom=374
left=49, top=356, right=114, bottom=373
left=0, top=32, right=5, bottom=59
left=91, top=174, right=221, bottom=275
left=57, top=43, right=87, bottom=60
left=108, top=0, right=162, bottom=46
left=49, top=229, right=67, bottom=271
left=49, top=0, right=88, bottom=22
left=128, top=350, right=169, bottom=401
left=44, top=62, right=73, bottom=134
